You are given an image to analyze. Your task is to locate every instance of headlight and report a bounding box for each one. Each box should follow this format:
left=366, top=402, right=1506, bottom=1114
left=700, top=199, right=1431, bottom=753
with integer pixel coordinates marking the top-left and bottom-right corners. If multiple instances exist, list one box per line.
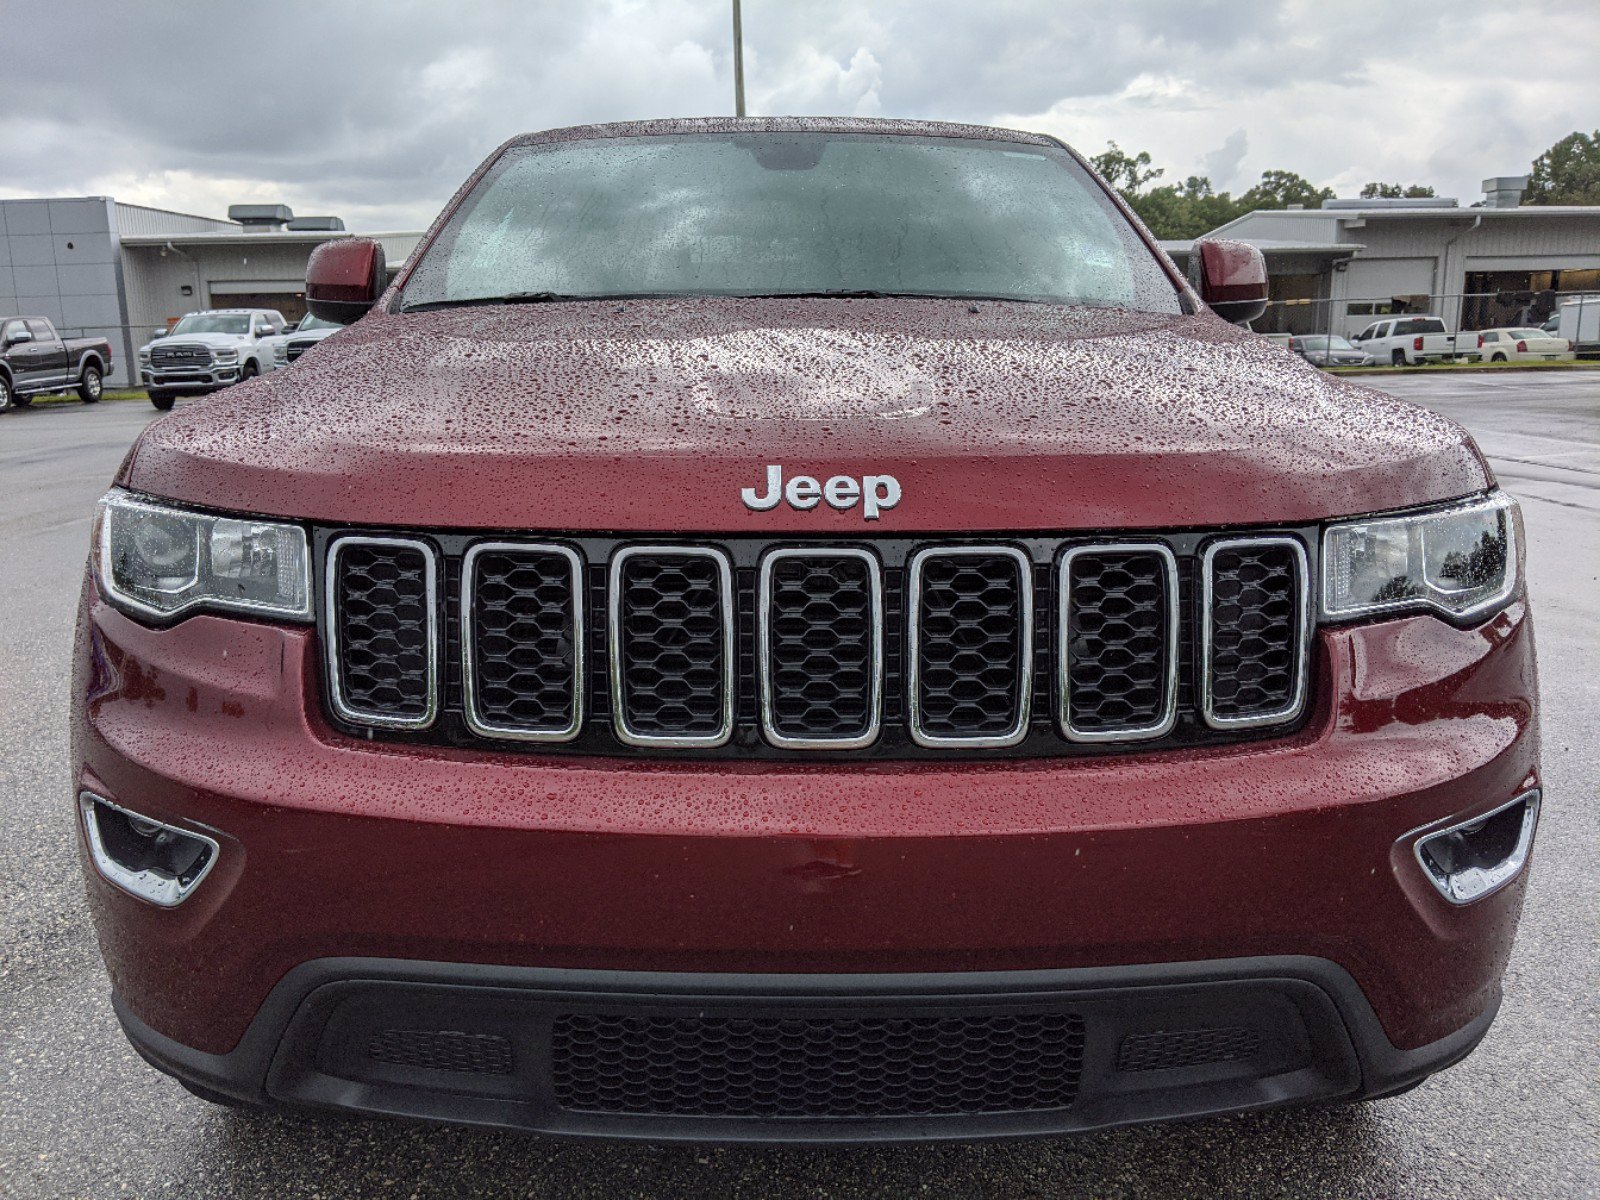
left=137, top=349, right=151, bottom=364
left=213, top=349, right=239, bottom=362
left=1322, top=491, right=1519, bottom=622
left=95, top=491, right=310, bottom=621
left=272, top=343, right=288, bottom=365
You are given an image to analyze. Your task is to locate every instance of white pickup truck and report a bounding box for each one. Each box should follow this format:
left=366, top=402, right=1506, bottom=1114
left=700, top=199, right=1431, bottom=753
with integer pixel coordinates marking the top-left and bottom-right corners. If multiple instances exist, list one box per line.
left=1350, top=315, right=1475, bottom=366
left=136, top=308, right=287, bottom=411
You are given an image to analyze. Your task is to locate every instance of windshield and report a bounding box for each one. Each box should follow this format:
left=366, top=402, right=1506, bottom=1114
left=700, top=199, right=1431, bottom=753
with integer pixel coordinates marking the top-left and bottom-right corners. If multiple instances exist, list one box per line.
left=1394, top=318, right=1446, bottom=335
left=1507, top=328, right=1542, bottom=339
left=295, top=314, right=341, bottom=332
left=1298, top=336, right=1355, bottom=351
left=170, top=314, right=249, bottom=336
left=400, top=133, right=1180, bottom=313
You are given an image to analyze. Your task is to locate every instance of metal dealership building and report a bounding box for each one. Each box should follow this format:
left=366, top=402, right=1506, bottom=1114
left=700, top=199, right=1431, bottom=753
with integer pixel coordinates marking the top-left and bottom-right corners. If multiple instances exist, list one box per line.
left=2, top=171, right=1597, bottom=385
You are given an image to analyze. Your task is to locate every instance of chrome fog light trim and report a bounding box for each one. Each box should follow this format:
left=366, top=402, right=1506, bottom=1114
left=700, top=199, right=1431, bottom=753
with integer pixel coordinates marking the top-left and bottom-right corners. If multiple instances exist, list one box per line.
left=1411, top=789, right=1540, bottom=905
left=78, top=792, right=220, bottom=908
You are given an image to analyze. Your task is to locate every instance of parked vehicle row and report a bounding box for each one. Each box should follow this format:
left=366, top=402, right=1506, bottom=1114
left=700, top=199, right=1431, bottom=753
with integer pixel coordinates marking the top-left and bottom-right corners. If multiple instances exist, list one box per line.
left=1268, top=315, right=1577, bottom=369
left=0, top=316, right=111, bottom=410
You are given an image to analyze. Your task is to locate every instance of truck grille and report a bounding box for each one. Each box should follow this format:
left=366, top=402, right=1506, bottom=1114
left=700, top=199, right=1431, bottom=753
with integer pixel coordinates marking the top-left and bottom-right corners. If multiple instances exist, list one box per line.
left=319, top=531, right=1314, bottom=756
left=285, top=338, right=320, bottom=362
left=149, top=342, right=211, bottom=368
left=550, top=1008, right=1085, bottom=1118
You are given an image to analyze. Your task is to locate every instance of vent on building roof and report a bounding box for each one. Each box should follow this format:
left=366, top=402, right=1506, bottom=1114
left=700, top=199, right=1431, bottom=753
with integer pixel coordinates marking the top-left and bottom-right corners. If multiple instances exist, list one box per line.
left=1481, top=176, right=1529, bottom=209
left=1321, top=197, right=1458, bottom=210
left=286, top=216, right=345, bottom=232
left=227, top=203, right=294, bottom=229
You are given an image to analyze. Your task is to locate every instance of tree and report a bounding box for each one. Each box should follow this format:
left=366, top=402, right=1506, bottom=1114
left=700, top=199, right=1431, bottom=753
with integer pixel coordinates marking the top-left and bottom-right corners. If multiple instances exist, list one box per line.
left=1525, top=130, right=1600, bottom=205
left=1238, top=169, right=1335, bottom=211
left=1360, top=182, right=1436, bottom=199
left=1090, top=142, right=1163, bottom=196
left=1085, top=145, right=1339, bottom=239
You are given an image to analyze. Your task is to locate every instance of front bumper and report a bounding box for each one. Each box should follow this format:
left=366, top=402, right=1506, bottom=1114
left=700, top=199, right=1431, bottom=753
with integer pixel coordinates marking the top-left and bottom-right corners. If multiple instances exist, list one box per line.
left=72, top=588, right=1539, bottom=1138
left=141, top=366, right=239, bottom=392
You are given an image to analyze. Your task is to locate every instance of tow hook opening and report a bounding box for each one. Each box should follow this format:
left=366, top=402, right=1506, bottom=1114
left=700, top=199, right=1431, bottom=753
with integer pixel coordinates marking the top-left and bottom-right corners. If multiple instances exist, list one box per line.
left=78, top=792, right=219, bottom=908
left=1414, top=789, right=1540, bottom=905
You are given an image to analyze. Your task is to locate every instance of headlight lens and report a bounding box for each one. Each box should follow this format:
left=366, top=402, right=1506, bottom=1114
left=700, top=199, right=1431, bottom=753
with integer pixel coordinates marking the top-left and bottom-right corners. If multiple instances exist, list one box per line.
left=95, top=491, right=310, bottom=621
left=1322, top=491, right=1519, bottom=621
left=213, top=349, right=239, bottom=362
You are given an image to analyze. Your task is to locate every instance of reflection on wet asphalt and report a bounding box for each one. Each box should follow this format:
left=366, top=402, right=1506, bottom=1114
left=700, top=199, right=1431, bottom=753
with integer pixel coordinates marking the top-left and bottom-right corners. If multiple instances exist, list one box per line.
left=1, top=375, right=1595, bottom=1197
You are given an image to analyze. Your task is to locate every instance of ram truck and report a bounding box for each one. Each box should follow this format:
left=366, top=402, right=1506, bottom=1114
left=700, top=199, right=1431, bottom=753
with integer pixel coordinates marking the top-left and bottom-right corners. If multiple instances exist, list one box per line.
left=0, top=316, right=111, bottom=409
left=136, top=308, right=286, bottom=410
left=75, top=118, right=1539, bottom=1144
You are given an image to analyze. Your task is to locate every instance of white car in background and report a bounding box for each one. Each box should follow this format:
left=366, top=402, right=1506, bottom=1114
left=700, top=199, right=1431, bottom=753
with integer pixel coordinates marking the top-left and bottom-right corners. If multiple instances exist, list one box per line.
left=266, top=313, right=344, bottom=369
left=1475, top=327, right=1576, bottom=363
left=137, top=308, right=287, bottom=410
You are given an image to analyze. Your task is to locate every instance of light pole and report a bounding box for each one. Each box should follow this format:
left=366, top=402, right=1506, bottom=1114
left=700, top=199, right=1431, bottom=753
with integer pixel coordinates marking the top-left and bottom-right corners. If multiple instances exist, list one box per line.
left=732, top=0, right=746, bottom=117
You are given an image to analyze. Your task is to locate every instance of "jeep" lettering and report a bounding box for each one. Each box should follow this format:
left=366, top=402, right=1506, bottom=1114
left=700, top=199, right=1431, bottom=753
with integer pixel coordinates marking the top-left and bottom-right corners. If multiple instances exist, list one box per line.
left=741, top=465, right=901, bottom=520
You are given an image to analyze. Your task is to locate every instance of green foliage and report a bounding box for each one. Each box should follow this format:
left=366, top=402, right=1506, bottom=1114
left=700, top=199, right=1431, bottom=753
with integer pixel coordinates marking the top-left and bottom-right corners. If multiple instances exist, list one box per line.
left=1360, top=182, right=1436, bottom=198
left=1088, top=144, right=1335, bottom=239
left=1525, top=130, right=1600, bottom=205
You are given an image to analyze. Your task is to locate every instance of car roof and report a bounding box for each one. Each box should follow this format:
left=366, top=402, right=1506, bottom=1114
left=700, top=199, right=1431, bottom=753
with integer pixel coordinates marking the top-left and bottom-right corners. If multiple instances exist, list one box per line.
left=507, top=116, right=1056, bottom=151
left=188, top=308, right=281, bottom=316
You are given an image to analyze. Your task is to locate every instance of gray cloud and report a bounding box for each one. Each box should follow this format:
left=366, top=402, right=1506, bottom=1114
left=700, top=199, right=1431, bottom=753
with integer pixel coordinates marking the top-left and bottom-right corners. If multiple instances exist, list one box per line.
left=2, top=0, right=1595, bottom=229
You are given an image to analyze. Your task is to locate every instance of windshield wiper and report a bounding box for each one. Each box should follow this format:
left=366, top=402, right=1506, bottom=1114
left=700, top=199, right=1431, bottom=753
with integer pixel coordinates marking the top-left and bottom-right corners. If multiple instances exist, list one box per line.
left=401, top=291, right=603, bottom=313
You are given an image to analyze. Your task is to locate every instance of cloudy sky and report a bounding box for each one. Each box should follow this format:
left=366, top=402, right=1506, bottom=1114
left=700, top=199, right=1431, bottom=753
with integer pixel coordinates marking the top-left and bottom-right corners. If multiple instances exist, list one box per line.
left=5, top=0, right=1595, bottom=231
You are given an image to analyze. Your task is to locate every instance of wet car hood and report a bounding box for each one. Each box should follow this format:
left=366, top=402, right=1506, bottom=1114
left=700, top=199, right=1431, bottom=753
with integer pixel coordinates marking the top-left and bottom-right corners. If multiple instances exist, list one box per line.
left=121, top=299, right=1490, bottom=532
left=144, top=332, right=255, bottom=352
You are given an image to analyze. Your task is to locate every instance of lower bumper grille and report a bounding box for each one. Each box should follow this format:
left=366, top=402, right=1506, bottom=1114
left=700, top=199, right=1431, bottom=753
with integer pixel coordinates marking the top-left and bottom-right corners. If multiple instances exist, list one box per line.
left=551, top=1009, right=1086, bottom=1118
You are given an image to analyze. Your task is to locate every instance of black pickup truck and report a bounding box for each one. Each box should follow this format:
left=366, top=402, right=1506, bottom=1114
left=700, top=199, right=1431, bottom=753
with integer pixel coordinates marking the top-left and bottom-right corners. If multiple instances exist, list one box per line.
left=0, top=316, right=112, bottom=410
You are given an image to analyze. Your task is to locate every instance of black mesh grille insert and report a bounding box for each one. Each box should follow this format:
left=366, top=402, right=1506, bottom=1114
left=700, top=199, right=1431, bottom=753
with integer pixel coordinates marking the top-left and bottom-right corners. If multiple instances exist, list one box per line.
left=762, top=553, right=878, bottom=744
left=367, top=1028, right=514, bottom=1076
left=550, top=1009, right=1085, bottom=1118
left=913, top=551, right=1029, bottom=740
left=614, top=551, right=729, bottom=740
left=1117, top=1026, right=1262, bottom=1073
left=1206, top=541, right=1304, bottom=722
left=331, top=541, right=433, bottom=722
left=466, top=546, right=580, bottom=736
left=1063, top=549, right=1172, bottom=735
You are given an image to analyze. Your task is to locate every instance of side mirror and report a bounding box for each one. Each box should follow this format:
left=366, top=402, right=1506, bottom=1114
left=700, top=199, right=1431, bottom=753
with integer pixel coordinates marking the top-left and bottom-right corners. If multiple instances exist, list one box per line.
left=1190, top=238, right=1268, bottom=325
left=151, top=328, right=168, bottom=339
left=6, top=328, right=34, bottom=346
left=306, top=237, right=386, bottom=325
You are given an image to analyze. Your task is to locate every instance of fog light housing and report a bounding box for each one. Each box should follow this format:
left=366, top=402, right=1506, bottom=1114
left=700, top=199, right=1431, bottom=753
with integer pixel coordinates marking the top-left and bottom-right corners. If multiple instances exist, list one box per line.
left=1413, top=790, right=1540, bottom=904
left=78, top=792, right=219, bottom=907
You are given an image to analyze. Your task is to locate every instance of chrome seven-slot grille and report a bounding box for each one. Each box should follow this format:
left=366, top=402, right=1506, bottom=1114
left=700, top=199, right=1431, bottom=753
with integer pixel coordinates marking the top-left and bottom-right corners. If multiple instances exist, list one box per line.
left=319, top=531, right=1313, bottom=757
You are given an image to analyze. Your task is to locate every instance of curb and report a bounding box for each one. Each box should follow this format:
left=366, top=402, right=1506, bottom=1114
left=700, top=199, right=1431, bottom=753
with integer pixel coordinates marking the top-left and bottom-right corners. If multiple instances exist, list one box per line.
left=1327, top=363, right=1597, bottom=378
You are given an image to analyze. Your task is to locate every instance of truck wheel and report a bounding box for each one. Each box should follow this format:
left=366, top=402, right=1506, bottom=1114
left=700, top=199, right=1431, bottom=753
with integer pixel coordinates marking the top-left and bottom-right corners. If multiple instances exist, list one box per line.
left=241, top=361, right=260, bottom=381
left=1391, top=350, right=1406, bottom=366
left=77, top=364, right=103, bottom=403
left=149, top=390, right=176, bottom=412
left=0, top=374, right=11, bottom=411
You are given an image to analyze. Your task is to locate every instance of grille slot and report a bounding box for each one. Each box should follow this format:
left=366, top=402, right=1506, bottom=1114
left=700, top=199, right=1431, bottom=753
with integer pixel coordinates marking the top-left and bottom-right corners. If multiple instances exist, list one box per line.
left=1201, top=537, right=1309, bottom=728
left=1059, top=544, right=1179, bottom=741
left=908, top=547, right=1033, bottom=747
left=550, top=1009, right=1085, bottom=1118
left=367, top=1028, right=514, bottom=1076
left=1117, top=1026, right=1262, bottom=1073
left=609, top=547, right=735, bottom=747
left=462, top=542, right=583, bottom=741
left=758, top=549, right=883, bottom=749
left=325, top=536, right=438, bottom=728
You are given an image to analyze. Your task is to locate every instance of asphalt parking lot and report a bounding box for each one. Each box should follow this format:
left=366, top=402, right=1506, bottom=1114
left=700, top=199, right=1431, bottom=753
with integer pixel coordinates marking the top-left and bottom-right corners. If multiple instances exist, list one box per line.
left=1, top=374, right=1596, bottom=1199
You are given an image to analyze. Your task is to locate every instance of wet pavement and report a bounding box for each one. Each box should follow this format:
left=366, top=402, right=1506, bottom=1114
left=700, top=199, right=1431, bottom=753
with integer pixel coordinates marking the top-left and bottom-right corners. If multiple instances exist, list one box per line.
left=1, top=375, right=1596, bottom=1198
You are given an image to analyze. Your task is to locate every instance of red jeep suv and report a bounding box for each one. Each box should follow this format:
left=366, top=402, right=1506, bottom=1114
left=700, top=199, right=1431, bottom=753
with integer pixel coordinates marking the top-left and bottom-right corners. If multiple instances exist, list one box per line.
left=73, top=119, right=1539, bottom=1143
